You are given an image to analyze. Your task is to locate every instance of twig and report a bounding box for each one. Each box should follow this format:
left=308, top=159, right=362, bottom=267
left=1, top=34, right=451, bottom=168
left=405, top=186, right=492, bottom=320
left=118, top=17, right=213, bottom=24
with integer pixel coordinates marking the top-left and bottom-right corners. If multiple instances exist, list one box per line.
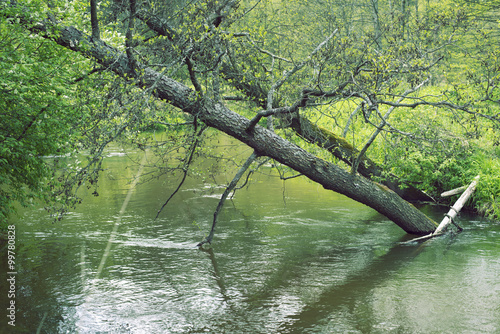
left=351, top=78, right=429, bottom=174
left=155, top=125, right=206, bottom=220
left=342, top=103, right=362, bottom=137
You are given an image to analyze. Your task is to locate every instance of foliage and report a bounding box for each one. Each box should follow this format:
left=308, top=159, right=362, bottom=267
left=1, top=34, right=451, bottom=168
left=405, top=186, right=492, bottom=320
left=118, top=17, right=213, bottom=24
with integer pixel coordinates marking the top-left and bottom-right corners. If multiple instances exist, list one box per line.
left=0, top=10, right=83, bottom=224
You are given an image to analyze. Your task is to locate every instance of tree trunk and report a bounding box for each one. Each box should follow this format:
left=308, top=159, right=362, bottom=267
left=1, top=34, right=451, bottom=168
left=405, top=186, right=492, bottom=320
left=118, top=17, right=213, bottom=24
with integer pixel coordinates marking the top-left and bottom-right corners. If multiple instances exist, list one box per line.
left=23, top=10, right=438, bottom=235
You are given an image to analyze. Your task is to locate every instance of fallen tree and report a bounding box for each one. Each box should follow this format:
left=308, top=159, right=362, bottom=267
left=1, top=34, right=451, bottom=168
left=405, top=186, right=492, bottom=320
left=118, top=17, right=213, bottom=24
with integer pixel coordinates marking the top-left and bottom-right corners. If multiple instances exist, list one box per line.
left=133, top=5, right=436, bottom=243
left=3, top=0, right=462, bottom=235
left=212, top=32, right=434, bottom=202
left=15, top=9, right=438, bottom=234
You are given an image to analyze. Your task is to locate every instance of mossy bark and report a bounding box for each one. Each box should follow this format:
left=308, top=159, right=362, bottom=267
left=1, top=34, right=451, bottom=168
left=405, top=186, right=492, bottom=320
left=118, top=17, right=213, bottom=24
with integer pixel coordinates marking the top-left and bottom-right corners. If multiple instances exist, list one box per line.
left=289, top=115, right=434, bottom=202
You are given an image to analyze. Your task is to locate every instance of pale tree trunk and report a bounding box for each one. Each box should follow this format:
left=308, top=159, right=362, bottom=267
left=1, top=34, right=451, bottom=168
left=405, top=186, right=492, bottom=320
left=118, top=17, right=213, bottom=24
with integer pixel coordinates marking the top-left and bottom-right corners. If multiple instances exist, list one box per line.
left=22, top=8, right=438, bottom=235
left=402, top=175, right=479, bottom=243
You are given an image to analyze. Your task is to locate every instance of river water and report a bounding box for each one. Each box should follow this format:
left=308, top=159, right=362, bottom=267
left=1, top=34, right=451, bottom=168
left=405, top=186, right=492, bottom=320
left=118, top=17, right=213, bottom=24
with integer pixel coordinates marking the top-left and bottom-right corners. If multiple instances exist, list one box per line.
left=1, top=141, right=499, bottom=333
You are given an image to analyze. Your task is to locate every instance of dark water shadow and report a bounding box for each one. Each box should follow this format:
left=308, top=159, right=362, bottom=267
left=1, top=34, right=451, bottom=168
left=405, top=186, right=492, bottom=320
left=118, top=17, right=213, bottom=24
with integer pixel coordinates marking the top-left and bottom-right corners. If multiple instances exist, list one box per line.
left=276, top=237, right=426, bottom=333
left=199, top=247, right=230, bottom=302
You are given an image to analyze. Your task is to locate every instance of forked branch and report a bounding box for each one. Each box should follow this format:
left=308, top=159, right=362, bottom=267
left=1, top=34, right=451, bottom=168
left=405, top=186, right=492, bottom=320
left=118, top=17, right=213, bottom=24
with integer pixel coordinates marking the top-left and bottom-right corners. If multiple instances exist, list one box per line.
left=245, top=30, right=339, bottom=132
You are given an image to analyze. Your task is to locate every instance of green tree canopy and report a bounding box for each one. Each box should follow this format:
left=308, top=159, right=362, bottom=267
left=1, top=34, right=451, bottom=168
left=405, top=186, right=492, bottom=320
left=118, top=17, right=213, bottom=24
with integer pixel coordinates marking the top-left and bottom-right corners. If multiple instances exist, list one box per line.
left=0, top=10, right=84, bottom=223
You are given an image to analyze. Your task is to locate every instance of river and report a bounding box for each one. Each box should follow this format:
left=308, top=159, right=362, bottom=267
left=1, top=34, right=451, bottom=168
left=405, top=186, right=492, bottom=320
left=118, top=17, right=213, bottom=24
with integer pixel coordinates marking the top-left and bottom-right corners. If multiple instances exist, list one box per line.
left=1, top=139, right=499, bottom=333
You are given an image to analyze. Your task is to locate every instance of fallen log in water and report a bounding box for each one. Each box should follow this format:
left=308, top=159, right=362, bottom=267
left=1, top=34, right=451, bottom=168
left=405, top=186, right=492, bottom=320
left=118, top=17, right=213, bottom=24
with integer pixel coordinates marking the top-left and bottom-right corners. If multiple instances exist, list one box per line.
left=403, top=175, right=480, bottom=244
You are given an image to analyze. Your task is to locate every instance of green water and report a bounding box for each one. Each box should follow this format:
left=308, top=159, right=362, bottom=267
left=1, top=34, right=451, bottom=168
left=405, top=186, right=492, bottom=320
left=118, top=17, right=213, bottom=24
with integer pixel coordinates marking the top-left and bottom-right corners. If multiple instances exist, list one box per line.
left=1, top=143, right=499, bottom=333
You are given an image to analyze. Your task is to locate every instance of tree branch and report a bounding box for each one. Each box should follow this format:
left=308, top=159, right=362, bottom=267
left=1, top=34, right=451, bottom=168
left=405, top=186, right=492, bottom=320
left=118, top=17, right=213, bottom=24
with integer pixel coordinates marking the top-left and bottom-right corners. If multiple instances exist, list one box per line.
left=342, top=103, right=363, bottom=137
left=186, top=57, right=203, bottom=94
left=155, top=125, right=207, bottom=220
left=235, top=32, right=292, bottom=63
left=246, top=106, right=298, bottom=132
left=197, top=151, right=259, bottom=247
left=378, top=99, right=499, bottom=122
left=246, top=30, right=339, bottom=132
left=90, top=0, right=100, bottom=40
left=351, top=78, right=429, bottom=174
left=272, top=30, right=338, bottom=92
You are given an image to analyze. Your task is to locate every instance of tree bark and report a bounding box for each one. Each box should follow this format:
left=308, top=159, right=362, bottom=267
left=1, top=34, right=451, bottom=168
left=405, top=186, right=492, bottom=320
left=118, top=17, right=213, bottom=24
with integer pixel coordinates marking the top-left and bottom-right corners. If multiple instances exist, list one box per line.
left=18, top=8, right=438, bottom=235
left=90, top=0, right=100, bottom=40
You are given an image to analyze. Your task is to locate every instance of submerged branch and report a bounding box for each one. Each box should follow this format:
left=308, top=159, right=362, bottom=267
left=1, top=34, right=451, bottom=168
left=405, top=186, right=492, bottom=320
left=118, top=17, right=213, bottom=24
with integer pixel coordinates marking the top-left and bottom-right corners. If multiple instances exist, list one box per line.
left=198, top=151, right=259, bottom=247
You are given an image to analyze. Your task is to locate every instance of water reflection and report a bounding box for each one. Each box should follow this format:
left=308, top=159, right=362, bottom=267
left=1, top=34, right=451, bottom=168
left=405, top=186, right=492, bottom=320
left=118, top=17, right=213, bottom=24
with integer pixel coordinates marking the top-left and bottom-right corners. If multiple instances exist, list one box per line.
left=276, top=240, right=423, bottom=333
left=1, top=143, right=499, bottom=333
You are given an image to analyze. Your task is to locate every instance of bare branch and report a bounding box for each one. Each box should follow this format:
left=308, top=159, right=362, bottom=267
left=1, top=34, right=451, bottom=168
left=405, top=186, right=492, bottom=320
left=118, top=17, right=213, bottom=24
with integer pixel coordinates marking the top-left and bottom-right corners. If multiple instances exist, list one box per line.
left=198, top=151, right=259, bottom=247
left=272, top=30, right=339, bottom=92
left=186, top=57, right=203, bottom=94
left=155, top=125, right=207, bottom=220
left=280, top=173, right=303, bottom=180
left=246, top=30, right=339, bottom=132
left=235, top=32, right=292, bottom=63
left=342, top=103, right=363, bottom=137
left=352, top=78, right=430, bottom=174
left=378, top=99, right=499, bottom=122
left=246, top=105, right=298, bottom=132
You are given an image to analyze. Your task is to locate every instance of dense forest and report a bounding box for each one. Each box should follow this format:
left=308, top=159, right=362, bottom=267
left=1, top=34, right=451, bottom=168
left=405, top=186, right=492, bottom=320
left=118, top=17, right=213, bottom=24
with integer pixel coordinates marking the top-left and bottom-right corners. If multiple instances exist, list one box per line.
left=1, top=0, right=499, bottom=236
